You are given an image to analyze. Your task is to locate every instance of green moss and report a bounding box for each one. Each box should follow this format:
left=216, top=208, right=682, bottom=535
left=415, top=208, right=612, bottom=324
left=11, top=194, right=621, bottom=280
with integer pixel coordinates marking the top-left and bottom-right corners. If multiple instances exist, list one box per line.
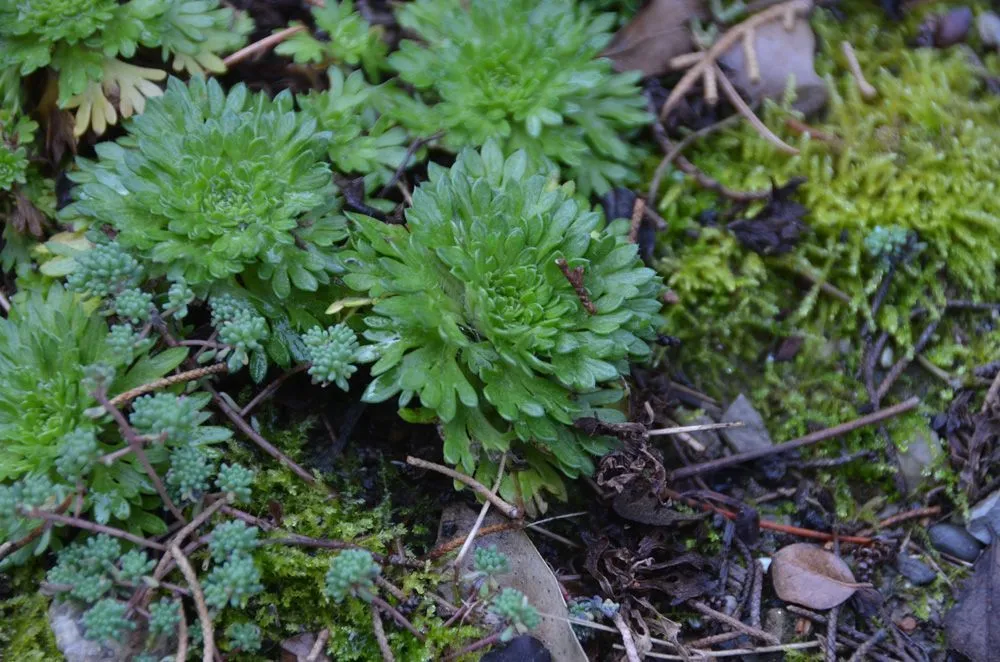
left=654, top=3, right=1000, bottom=395
left=0, top=567, right=60, bottom=659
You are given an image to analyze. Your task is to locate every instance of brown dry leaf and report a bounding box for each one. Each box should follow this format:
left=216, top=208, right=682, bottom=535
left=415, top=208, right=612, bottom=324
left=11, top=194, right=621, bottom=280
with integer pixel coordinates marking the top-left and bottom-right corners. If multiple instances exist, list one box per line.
left=771, top=543, right=871, bottom=610
left=602, top=0, right=705, bottom=77
left=945, top=541, right=1000, bottom=662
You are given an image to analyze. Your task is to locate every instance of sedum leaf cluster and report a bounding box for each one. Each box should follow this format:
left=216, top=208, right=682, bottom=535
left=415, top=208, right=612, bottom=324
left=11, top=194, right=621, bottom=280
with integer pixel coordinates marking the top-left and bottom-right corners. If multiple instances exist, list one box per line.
left=385, top=0, right=650, bottom=195
left=0, top=0, right=252, bottom=135
left=342, top=142, right=663, bottom=506
left=65, top=76, right=347, bottom=299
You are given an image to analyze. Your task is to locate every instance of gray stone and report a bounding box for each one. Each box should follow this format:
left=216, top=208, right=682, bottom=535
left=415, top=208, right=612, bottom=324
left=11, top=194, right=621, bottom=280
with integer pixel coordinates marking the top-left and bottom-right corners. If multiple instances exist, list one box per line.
left=50, top=600, right=172, bottom=662
left=928, top=523, right=984, bottom=562
left=764, top=607, right=789, bottom=642
left=978, top=11, right=1000, bottom=48
left=719, top=18, right=827, bottom=116
left=967, top=489, right=1000, bottom=544
left=897, top=431, right=942, bottom=495
left=721, top=394, right=773, bottom=454
left=895, top=553, right=937, bottom=586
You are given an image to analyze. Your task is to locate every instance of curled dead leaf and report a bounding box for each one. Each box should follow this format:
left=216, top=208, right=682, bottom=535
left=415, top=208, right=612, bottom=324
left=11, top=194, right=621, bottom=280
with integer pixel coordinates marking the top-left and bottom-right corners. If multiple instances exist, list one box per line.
left=602, top=0, right=705, bottom=77
left=770, top=543, right=872, bottom=610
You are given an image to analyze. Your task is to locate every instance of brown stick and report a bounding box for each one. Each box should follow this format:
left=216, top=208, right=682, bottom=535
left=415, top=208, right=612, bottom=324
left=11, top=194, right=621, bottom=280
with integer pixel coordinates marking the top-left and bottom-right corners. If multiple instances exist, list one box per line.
left=689, top=600, right=781, bottom=645
left=207, top=384, right=319, bottom=487
left=627, top=198, right=646, bottom=243
left=613, top=611, right=642, bottom=662
left=856, top=505, right=941, bottom=537
left=306, top=628, right=331, bottom=662
left=428, top=522, right=522, bottom=560
left=222, top=25, right=307, bottom=68
left=96, top=391, right=186, bottom=522
left=27, top=509, right=165, bottom=549
left=174, top=601, right=189, bottom=662
left=378, top=131, right=445, bottom=199
left=239, top=364, right=308, bottom=417
left=875, top=318, right=940, bottom=402
left=371, top=606, right=395, bottom=662
left=169, top=543, right=213, bottom=662
left=714, top=63, right=798, bottom=155
left=670, top=396, right=920, bottom=481
left=371, top=595, right=425, bottom=641
left=646, top=115, right=743, bottom=207
left=0, top=494, right=73, bottom=562
left=406, top=456, right=520, bottom=519
left=109, top=364, right=229, bottom=408
left=658, top=0, right=813, bottom=121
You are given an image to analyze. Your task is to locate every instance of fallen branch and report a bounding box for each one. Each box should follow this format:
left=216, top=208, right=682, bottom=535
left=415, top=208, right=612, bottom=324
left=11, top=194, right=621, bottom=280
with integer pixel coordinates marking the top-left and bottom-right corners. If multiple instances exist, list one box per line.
left=222, top=25, right=307, bottom=68
left=613, top=611, right=643, bottom=662
left=378, top=131, right=445, bottom=199
left=406, top=456, right=520, bottom=519
left=109, top=363, right=228, bottom=408
left=648, top=421, right=744, bottom=437
left=658, top=0, right=813, bottom=121
left=646, top=114, right=743, bottom=207
left=856, top=505, right=941, bottom=537
left=169, top=543, right=214, bottom=662
left=174, top=600, right=189, bottom=662
left=207, top=383, right=319, bottom=487
left=371, top=595, right=425, bottom=641
left=371, top=606, right=394, bottom=662
left=714, top=63, right=798, bottom=154
left=26, top=509, right=166, bottom=549
left=306, top=628, right=331, bottom=662
left=669, top=396, right=920, bottom=481
left=689, top=600, right=780, bottom=645
left=239, top=364, right=308, bottom=417
left=0, top=494, right=73, bottom=562
left=428, top=522, right=522, bottom=560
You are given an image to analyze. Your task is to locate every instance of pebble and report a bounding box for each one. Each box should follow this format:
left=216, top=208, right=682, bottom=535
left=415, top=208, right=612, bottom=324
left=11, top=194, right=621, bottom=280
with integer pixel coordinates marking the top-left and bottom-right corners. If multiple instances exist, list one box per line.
left=895, top=552, right=937, bottom=586
left=935, top=7, right=973, bottom=47
left=482, top=635, right=552, bottom=662
left=928, top=523, right=984, bottom=562
left=978, top=11, right=1000, bottom=48
left=967, top=488, right=1000, bottom=544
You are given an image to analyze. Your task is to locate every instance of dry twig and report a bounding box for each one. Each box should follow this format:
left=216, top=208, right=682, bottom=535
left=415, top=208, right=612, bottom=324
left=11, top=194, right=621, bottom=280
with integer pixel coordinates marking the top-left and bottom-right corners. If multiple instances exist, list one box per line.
left=689, top=600, right=781, bottom=645
left=169, top=543, right=214, bottom=662
left=222, top=25, right=306, bottom=68
left=453, top=454, right=507, bottom=574
left=406, top=456, right=520, bottom=519
left=613, top=611, right=643, bottom=662
left=174, top=601, right=189, bottom=662
left=659, top=0, right=812, bottom=122
left=109, top=363, right=229, bottom=408
left=371, top=607, right=395, bottom=662
left=841, top=41, right=877, bottom=99
left=306, top=628, right=331, bottom=662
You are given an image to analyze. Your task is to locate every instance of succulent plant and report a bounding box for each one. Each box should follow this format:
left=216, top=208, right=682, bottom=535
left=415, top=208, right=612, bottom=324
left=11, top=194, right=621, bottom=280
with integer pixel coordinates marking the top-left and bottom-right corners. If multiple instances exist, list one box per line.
left=341, top=141, right=663, bottom=507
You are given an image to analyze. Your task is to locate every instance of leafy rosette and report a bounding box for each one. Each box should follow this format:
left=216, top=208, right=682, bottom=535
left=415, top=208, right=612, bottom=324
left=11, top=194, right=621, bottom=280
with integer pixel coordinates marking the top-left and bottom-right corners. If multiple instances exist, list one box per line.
left=0, top=0, right=251, bottom=135
left=342, top=142, right=663, bottom=507
left=64, top=76, right=346, bottom=299
left=385, top=0, right=650, bottom=195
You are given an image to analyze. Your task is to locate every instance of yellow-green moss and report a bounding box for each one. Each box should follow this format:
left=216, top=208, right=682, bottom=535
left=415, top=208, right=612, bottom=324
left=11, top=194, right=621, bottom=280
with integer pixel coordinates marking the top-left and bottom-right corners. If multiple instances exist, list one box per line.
left=655, top=3, right=1000, bottom=393
left=0, top=567, right=60, bottom=659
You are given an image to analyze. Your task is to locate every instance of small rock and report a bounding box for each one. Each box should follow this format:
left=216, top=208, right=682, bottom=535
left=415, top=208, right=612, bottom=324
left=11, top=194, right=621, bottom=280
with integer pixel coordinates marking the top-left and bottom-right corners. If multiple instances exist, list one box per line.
left=928, top=523, right=984, bottom=562
left=935, top=7, right=973, bottom=47
left=896, top=553, right=937, bottom=586
left=482, top=635, right=552, bottom=662
left=897, top=430, right=942, bottom=495
left=721, top=394, right=773, bottom=454
left=897, top=615, right=918, bottom=633
left=978, top=11, right=1000, bottom=48
left=50, top=600, right=171, bottom=662
left=879, top=346, right=894, bottom=369
left=967, top=489, right=1000, bottom=544
left=764, top=607, right=790, bottom=642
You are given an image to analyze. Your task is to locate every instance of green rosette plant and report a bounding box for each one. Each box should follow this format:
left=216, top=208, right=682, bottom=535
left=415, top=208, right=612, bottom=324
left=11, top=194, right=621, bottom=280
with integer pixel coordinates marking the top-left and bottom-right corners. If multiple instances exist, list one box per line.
left=341, top=141, right=663, bottom=508
left=385, top=0, right=650, bottom=195
left=64, top=75, right=346, bottom=300
left=0, top=0, right=252, bottom=135
left=0, top=285, right=193, bottom=542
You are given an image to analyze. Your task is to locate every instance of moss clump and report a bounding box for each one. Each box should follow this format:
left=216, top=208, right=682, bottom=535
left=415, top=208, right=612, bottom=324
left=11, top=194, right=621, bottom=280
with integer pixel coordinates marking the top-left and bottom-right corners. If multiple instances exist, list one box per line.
left=0, top=567, right=60, bottom=659
left=654, top=4, right=1000, bottom=393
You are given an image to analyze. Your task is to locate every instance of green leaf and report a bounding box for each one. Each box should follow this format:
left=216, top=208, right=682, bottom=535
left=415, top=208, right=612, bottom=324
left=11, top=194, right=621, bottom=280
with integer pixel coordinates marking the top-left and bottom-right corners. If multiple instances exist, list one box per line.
left=116, top=347, right=189, bottom=393
left=249, top=349, right=268, bottom=384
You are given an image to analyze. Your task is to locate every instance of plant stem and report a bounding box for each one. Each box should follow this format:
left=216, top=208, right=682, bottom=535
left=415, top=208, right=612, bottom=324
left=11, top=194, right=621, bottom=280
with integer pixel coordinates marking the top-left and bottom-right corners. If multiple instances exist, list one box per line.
left=239, top=363, right=309, bottom=417
left=371, top=606, right=395, bottom=662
